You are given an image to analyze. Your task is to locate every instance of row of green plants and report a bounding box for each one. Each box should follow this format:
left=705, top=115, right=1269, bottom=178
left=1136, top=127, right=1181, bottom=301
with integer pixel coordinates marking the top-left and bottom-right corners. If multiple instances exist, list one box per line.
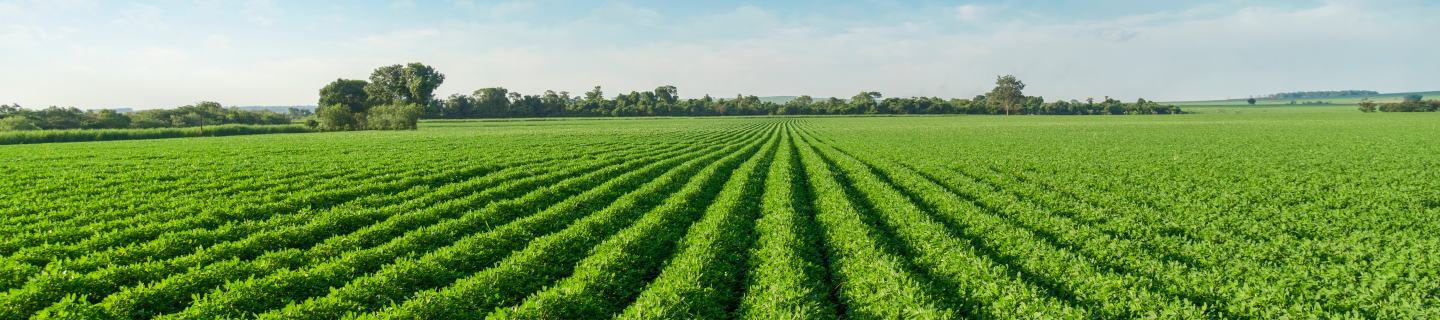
left=63, top=144, right=678, bottom=319
left=0, top=124, right=312, bottom=145
left=803, top=115, right=1440, bottom=318
left=0, top=152, right=551, bottom=317
left=167, top=131, right=756, bottom=319
left=254, top=138, right=739, bottom=319
left=6, top=116, right=1437, bottom=318
left=364, top=127, right=773, bottom=319
left=5, top=121, right=773, bottom=319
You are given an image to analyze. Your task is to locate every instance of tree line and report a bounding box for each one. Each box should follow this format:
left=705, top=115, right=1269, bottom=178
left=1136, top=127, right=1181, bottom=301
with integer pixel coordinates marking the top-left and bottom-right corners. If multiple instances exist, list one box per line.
left=7, top=62, right=1184, bottom=133
left=1359, top=95, right=1438, bottom=113
left=418, top=74, right=1182, bottom=118
left=1264, top=90, right=1379, bottom=99
left=0, top=102, right=300, bottom=132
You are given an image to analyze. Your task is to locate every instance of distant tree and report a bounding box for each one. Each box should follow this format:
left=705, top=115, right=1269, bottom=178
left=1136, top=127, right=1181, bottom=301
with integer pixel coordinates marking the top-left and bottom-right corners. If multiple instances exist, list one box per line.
left=474, top=87, right=511, bottom=117
left=1246, top=98, right=1257, bottom=105
left=654, top=85, right=678, bottom=105
left=1358, top=99, right=1377, bottom=113
left=584, top=86, right=604, bottom=101
left=319, top=79, right=371, bottom=113
left=0, top=104, right=20, bottom=118
left=540, top=90, right=565, bottom=116
left=129, top=110, right=171, bottom=128
left=33, top=107, right=86, bottom=129
left=441, top=94, right=476, bottom=118
left=0, top=116, right=38, bottom=131
left=175, top=101, right=226, bottom=134
left=1372, top=95, right=1438, bottom=112
left=779, top=95, right=814, bottom=115
left=986, top=75, right=1026, bottom=115
left=286, top=107, right=314, bottom=120
left=507, top=91, right=523, bottom=107
left=849, top=92, right=882, bottom=114
left=365, top=63, right=445, bottom=106
left=86, top=109, right=131, bottom=129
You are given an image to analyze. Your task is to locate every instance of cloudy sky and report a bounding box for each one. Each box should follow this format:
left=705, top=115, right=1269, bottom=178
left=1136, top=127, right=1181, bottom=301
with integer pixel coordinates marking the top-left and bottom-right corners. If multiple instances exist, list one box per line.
left=1, top=0, right=1436, bottom=108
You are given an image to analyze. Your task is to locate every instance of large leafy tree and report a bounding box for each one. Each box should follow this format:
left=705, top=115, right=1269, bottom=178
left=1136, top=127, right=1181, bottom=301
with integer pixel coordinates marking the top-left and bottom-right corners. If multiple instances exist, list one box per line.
left=850, top=91, right=882, bottom=114
left=441, top=93, right=476, bottom=118
left=654, top=85, right=678, bottom=105
left=473, top=87, right=511, bottom=117
left=320, top=79, right=371, bottom=113
left=986, top=74, right=1026, bottom=115
left=365, top=63, right=446, bottom=107
left=86, top=109, right=131, bottom=129
left=0, top=104, right=20, bottom=118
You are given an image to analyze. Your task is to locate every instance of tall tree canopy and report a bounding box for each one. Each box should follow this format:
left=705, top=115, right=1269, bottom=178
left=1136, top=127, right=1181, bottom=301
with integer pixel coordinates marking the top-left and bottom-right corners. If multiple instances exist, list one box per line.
left=365, top=63, right=446, bottom=106
left=473, top=87, right=511, bottom=117
left=851, top=91, right=882, bottom=114
left=986, top=75, right=1026, bottom=115
left=319, top=79, right=371, bottom=113
left=654, top=85, right=678, bottom=105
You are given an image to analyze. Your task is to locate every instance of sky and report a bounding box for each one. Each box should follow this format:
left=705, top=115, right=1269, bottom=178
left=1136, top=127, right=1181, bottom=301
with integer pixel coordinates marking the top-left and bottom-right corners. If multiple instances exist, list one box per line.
left=1, top=0, right=1437, bottom=108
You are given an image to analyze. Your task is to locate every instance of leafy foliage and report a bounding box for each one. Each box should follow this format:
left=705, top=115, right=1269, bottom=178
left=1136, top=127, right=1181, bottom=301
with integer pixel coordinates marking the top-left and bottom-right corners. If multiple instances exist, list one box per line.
left=0, top=102, right=295, bottom=137
left=1, top=115, right=1436, bottom=319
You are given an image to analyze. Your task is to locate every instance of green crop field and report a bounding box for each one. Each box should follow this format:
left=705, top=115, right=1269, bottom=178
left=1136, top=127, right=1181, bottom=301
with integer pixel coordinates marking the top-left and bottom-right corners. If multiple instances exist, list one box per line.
left=2, top=112, right=1438, bottom=319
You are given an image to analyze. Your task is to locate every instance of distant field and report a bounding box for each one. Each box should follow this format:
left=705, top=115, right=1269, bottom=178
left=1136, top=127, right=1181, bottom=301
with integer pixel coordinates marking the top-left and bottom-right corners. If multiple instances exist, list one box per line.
left=1167, top=90, right=1440, bottom=106
left=1177, top=104, right=1359, bottom=114
left=1, top=112, right=1438, bottom=318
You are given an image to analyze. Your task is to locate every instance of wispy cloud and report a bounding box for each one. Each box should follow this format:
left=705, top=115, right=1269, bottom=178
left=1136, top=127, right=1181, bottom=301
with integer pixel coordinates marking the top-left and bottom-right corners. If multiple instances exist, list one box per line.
left=0, top=0, right=1436, bottom=107
left=241, top=0, right=278, bottom=26
left=952, top=4, right=989, bottom=23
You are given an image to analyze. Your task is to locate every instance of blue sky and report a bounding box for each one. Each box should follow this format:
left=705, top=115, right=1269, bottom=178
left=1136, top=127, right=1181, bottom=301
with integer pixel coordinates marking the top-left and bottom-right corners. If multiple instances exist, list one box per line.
left=1, top=0, right=1437, bottom=108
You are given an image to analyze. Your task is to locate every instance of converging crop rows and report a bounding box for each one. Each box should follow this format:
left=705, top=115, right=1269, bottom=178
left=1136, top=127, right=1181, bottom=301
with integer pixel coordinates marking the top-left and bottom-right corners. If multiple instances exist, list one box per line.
left=1, top=115, right=1437, bottom=319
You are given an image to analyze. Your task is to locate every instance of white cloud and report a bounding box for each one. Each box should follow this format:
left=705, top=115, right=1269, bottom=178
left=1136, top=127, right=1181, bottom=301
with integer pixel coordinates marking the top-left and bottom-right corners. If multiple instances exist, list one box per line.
left=247, top=1, right=1440, bottom=103
left=953, top=4, right=985, bottom=22
left=2, top=1, right=1437, bottom=107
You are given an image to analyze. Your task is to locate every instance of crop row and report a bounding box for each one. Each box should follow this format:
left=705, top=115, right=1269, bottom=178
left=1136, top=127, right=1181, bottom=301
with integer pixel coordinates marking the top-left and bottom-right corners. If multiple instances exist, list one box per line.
left=4, top=123, right=769, bottom=318
left=6, top=116, right=1436, bottom=319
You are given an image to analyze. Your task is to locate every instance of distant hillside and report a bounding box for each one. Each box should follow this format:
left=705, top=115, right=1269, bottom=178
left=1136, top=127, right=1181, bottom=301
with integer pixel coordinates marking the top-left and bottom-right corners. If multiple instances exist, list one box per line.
left=1166, top=91, right=1440, bottom=106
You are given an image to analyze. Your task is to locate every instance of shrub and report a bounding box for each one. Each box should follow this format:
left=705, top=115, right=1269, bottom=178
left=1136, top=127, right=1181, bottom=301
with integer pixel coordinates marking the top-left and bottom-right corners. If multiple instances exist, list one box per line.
left=316, top=105, right=361, bottom=131
left=0, top=116, right=39, bottom=131
left=368, top=103, right=423, bottom=130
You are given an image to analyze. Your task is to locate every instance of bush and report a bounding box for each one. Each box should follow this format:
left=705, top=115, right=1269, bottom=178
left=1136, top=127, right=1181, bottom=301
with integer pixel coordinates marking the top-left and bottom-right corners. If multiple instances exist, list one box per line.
left=1358, top=99, right=1378, bottom=113
left=1375, top=98, right=1439, bottom=112
left=0, top=116, right=39, bottom=131
left=131, top=118, right=170, bottom=129
left=368, top=103, right=423, bottom=130
left=315, top=105, right=362, bottom=131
